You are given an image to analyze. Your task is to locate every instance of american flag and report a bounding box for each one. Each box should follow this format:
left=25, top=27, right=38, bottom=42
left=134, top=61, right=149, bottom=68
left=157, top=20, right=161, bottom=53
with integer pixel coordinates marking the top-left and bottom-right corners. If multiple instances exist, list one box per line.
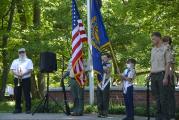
left=72, top=0, right=87, bottom=87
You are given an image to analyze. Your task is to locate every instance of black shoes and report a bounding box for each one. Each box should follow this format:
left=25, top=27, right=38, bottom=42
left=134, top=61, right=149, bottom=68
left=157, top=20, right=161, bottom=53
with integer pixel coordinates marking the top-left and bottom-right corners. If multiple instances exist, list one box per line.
left=71, top=112, right=83, bottom=116
left=13, top=109, right=31, bottom=114
left=13, top=109, right=22, bottom=114
left=25, top=110, right=31, bottom=114
left=122, top=117, right=134, bottom=120
left=98, top=114, right=108, bottom=118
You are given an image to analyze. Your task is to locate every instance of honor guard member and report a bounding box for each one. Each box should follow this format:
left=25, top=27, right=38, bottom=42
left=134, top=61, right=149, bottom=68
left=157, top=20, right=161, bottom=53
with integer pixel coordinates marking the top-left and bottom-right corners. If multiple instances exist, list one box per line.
left=97, top=53, right=112, bottom=118
left=10, top=48, right=33, bottom=114
left=64, top=58, right=89, bottom=116
left=150, top=32, right=172, bottom=120
left=163, top=36, right=176, bottom=119
left=119, top=58, right=136, bottom=120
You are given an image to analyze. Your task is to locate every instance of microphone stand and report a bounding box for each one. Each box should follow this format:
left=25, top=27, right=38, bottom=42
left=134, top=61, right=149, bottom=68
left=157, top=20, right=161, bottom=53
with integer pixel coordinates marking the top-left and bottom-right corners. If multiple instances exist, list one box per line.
left=146, top=76, right=151, bottom=120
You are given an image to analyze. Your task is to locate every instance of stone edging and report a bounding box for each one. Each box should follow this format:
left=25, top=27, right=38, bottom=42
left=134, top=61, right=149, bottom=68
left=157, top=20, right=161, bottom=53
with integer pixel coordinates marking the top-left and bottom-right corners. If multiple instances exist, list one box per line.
left=49, top=86, right=179, bottom=92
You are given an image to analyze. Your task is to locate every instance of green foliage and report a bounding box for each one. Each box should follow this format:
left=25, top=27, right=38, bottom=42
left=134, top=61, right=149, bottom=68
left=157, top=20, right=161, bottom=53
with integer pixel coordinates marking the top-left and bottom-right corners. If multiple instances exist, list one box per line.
left=109, top=103, right=125, bottom=114
left=1, top=99, right=179, bottom=118
left=0, top=0, right=179, bottom=88
left=0, top=100, right=14, bottom=112
left=0, top=0, right=10, bottom=18
left=84, top=104, right=97, bottom=113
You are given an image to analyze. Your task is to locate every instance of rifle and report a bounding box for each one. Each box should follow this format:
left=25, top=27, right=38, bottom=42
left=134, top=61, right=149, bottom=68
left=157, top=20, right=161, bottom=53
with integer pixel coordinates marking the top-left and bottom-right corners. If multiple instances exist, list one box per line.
left=146, top=75, right=151, bottom=120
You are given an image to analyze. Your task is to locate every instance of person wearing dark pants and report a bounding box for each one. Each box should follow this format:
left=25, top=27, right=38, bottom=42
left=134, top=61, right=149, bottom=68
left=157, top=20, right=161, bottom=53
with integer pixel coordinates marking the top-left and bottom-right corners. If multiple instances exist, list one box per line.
left=150, top=32, right=172, bottom=120
left=97, top=53, right=112, bottom=118
left=70, top=78, right=84, bottom=115
left=10, top=48, right=33, bottom=114
left=64, top=58, right=88, bottom=116
left=118, top=58, right=136, bottom=120
left=14, top=77, right=31, bottom=112
left=168, top=75, right=176, bottom=119
left=163, top=36, right=176, bottom=119
left=123, top=86, right=134, bottom=120
left=97, top=82, right=110, bottom=117
left=151, top=72, right=170, bottom=120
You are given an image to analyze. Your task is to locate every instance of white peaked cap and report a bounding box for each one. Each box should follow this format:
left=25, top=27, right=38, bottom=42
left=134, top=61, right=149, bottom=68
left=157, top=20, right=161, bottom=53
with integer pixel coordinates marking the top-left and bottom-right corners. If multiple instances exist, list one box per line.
left=18, top=48, right=26, bottom=52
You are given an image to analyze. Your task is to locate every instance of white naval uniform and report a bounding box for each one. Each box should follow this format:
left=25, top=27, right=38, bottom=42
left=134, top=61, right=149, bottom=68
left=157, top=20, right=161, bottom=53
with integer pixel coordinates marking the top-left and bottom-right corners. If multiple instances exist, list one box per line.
left=10, top=58, right=33, bottom=79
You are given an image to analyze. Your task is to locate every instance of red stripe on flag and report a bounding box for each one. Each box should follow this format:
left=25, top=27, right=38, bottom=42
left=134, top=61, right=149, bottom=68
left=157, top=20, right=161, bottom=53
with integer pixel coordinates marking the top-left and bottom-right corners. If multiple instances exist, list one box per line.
left=72, top=39, right=82, bottom=53
left=72, top=50, right=82, bottom=66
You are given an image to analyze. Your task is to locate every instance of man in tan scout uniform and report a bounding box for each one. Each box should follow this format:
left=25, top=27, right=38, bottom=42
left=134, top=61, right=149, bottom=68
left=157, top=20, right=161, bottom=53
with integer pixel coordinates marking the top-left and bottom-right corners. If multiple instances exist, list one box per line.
left=64, top=58, right=89, bottom=116
left=163, top=36, right=176, bottom=119
left=150, top=32, right=171, bottom=120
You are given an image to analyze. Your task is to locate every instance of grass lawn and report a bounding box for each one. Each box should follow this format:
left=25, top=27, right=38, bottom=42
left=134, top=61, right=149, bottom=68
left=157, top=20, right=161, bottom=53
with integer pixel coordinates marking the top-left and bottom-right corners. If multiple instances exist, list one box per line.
left=0, top=99, right=178, bottom=119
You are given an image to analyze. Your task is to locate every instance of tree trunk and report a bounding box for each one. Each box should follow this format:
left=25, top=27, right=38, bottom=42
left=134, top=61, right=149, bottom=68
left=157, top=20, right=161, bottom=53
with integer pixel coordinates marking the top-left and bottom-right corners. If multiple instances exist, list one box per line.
left=37, top=72, right=45, bottom=98
left=31, top=72, right=40, bottom=99
left=33, top=0, right=40, bottom=27
left=33, top=0, right=44, bottom=98
left=0, top=0, right=16, bottom=99
left=16, top=0, right=27, bottom=30
left=0, top=34, right=9, bottom=99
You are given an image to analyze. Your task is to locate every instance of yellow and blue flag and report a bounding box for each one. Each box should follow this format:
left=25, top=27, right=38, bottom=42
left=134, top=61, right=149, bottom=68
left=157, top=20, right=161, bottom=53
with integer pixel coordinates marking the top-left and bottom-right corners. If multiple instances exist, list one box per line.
left=91, top=0, right=110, bottom=82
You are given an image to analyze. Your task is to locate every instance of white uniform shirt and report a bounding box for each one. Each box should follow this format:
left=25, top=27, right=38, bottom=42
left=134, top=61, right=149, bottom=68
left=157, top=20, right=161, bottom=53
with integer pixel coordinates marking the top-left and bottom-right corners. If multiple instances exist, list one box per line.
left=10, top=58, right=33, bottom=79
left=122, top=68, right=136, bottom=94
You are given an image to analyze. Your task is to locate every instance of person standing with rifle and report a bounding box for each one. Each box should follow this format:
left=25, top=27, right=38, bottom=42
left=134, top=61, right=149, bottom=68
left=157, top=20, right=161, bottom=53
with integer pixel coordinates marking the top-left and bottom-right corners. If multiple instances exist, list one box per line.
left=150, top=32, right=172, bottom=120
left=97, top=53, right=112, bottom=118
left=63, top=58, right=89, bottom=116
left=118, top=58, right=136, bottom=120
left=10, top=48, right=33, bottom=114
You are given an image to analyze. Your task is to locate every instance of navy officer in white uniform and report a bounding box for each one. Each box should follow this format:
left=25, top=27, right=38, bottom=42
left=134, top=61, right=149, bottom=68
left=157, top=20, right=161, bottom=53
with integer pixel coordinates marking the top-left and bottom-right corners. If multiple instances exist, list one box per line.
left=10, top=48, right=33, bottom=114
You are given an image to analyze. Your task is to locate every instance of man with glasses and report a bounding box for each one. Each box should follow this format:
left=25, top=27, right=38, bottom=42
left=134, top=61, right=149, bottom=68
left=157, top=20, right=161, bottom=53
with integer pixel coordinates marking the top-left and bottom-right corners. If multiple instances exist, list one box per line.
left=10, top=48, right=33, bottom=114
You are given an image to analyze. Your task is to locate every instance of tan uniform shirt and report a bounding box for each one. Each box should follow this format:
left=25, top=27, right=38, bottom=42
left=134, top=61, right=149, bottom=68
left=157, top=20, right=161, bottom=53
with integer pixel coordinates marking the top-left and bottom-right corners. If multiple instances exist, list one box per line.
left=67, top=59, right=74, bottom=78
left=67, top=59, right=89, bottom=78
left=151, top=44, right=171, bottom=73
left=167, top=45, right=175, bottom=74
left=169, top=47, right=175, bottom=65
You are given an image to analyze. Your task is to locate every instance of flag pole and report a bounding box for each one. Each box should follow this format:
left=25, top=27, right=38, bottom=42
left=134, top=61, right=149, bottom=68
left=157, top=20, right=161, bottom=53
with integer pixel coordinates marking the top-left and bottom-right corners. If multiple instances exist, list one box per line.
left=87, top=0, right=94, bottom=105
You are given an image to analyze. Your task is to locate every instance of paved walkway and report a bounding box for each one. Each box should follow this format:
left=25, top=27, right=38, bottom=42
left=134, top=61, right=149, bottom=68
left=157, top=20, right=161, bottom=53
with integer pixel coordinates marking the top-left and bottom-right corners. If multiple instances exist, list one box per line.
left=0, top=113, right=155, bottom=120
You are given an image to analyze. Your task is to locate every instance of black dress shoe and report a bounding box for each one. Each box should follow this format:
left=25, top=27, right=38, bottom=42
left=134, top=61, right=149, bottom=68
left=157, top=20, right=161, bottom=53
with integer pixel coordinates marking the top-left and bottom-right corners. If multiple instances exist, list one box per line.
left=98, top=114, right=103, bottom=118
left=71, top=112, right=83, bottom=116
left=98, top=115, right=106, bottom=118
left=101, top=115, right=107, bottom=118
left=71, top=112, right=78, bottom=116
left=103, top=114, right=108, bottom=118
left=13, top=109, right=22, bottom=114
left=26, top=110, right=31, bottom=114
left=122, top=117, right=134, bottom=120
left=122, top=117, right=128, bottom=120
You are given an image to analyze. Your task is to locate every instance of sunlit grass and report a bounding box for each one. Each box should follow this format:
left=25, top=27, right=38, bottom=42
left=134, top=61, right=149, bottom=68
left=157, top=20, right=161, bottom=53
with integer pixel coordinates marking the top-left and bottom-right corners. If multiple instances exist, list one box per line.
left=6, top=101, right=15, bottom=106
left=0, top=99, right=178, bottom=119
left=0, top=101, right=15, bottom=112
